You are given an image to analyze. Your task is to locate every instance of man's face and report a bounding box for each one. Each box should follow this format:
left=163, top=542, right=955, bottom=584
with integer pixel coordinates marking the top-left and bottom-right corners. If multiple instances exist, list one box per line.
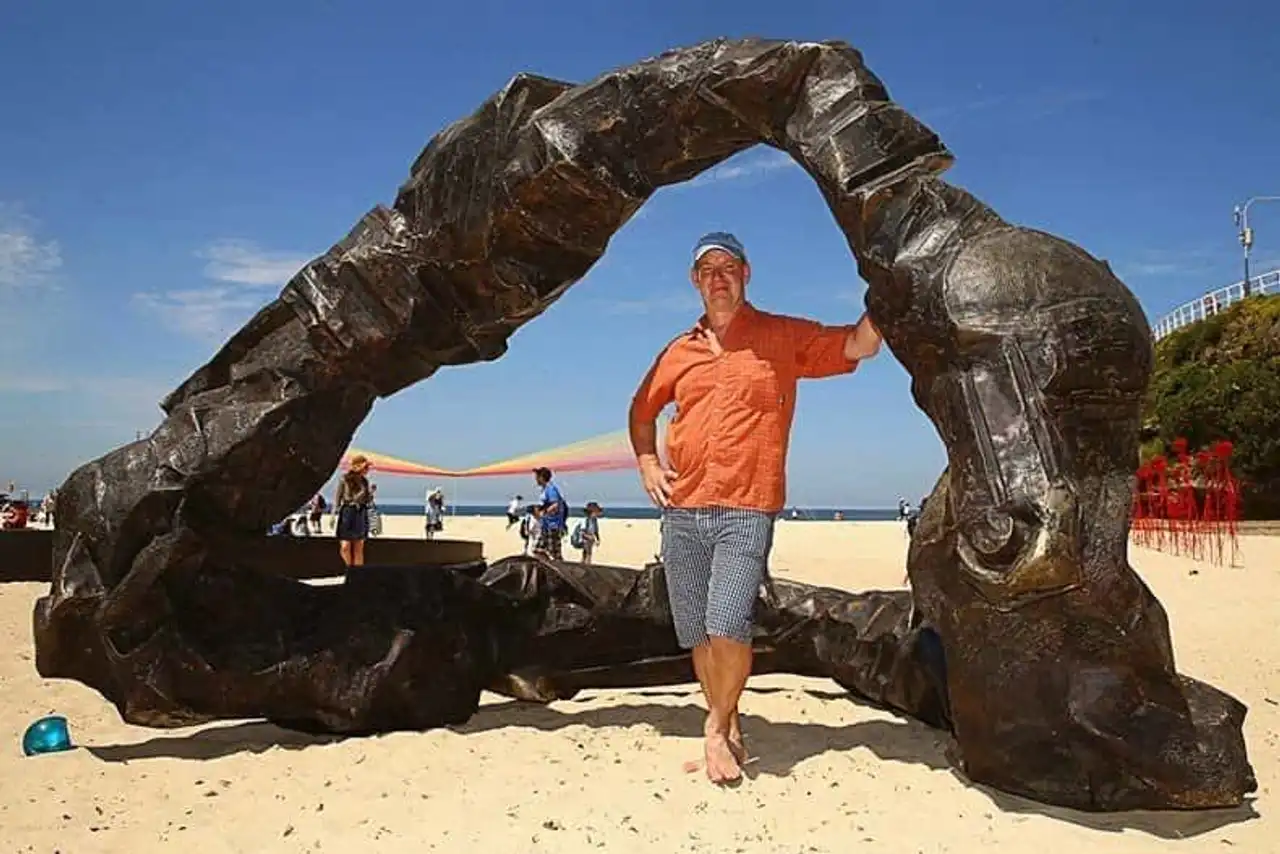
left=690, top=248, right=749, bottom=312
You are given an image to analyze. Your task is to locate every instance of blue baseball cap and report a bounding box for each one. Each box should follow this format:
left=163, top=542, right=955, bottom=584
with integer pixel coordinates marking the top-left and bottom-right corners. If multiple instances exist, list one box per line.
left=693, top=231, right=747, bottom=264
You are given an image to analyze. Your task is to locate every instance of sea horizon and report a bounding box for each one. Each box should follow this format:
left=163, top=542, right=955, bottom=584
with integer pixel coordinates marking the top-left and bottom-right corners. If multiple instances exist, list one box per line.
left=369, top=503, right=903, bottom=522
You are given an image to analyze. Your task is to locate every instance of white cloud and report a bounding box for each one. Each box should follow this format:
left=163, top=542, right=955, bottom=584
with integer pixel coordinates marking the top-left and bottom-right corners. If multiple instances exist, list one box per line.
left=0, top=374, right=72, bottom=393
left=0, top=373, right=177, bottom=491
left=1123, top=261, right=1187, bottom=277
left=688, top=150, right=797, bottom=187
left=0, top=204, right=62, bottom=289
left=1116, top=247, right=1223, bottom=280
left=134, top=239, right=312, bottom=341
left=0, top=371, right=172, bottom=404
left=919, top=88, right=1103, bottom=123
left=132, top=286, right=270, bottom=341
left=198, top=239, right=310, bottom=286
left=600, top=292, right=703, bottom=316
left=833, top=284, right=867, bottom=306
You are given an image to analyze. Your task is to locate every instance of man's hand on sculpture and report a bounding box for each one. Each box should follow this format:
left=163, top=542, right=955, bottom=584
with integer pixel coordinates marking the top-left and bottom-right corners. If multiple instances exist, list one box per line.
left=638, top=455, right=677, bottom=507
left=844, top=313, right=883, bottom=362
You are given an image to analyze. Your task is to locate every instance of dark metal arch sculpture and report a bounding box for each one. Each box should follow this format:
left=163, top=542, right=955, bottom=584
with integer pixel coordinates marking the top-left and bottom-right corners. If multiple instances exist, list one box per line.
left=33, top=38, right=1255, bottom=812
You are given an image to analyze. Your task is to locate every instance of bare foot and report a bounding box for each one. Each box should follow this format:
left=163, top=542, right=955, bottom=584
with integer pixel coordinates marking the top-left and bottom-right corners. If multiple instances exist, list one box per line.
left=704, top=733, right=742, bottom=784
left=681, top=743, right=753, bottom=774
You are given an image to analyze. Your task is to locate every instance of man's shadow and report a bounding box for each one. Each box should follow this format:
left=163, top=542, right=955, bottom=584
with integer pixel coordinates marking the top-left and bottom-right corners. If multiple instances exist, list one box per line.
left=87, top=686, right=1258, bottom=841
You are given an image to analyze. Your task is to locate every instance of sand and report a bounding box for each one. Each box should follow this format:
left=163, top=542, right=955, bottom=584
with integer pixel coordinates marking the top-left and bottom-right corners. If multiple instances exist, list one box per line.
left=0, top=516, right=1274, bottom=853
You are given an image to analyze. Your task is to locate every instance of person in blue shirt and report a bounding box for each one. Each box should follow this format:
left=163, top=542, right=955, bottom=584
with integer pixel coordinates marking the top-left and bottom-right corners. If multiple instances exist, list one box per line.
left=533, top=467, right=567, bottom=560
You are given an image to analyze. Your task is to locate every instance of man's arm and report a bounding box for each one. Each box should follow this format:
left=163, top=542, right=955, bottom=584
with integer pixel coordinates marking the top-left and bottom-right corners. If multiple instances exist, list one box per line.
left=630, top=342, right=684, bottom=506
left=788, top=312, right=881, bottom=379
left=628, top=345, right=678, bottom=463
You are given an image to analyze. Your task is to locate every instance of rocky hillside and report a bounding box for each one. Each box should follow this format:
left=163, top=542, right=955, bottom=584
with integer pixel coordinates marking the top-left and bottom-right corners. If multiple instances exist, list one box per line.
left=1142, top=293, right=1280, bottom=518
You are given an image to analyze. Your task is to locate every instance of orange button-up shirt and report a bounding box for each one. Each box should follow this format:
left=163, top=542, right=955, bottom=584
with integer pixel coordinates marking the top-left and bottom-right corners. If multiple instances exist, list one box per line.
left=630, top=302, right=857, bottom=514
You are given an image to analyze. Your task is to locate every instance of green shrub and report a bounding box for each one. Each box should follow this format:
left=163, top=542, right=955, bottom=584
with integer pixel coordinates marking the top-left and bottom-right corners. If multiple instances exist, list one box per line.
left=1143, top=294, right=1280, bottom=518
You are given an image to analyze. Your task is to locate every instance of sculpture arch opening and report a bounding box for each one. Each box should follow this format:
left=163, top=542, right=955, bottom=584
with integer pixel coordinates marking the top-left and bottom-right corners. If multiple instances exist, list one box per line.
left=34, top=38, right=1255, bottom=812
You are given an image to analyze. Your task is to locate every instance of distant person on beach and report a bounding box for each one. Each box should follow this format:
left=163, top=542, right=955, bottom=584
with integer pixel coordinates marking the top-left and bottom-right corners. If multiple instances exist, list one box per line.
left=506, top=494, right=523, bottom=528
left=522, top=504, right=543, bottom=556
left=333, top=455, right=373, bottom=566
left=532, top=467, right=567, bottom=560
left=36, top=490, right=56, bottom=528
left=425, top=488, right=445, bottom=539
left=898, top=497, right=921, bottom=538
left=367, top=484, right=383, bottom=537
left=628, top=230, right=882, bottom=785
left=571, top=501, right=603, bottom=564
left=308, top=493, right=326, bottom=534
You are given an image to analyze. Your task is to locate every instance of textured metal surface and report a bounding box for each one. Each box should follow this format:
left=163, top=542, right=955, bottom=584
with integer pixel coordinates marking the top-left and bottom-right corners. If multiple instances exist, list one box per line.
left=32, top=38, right=1254, bottom=811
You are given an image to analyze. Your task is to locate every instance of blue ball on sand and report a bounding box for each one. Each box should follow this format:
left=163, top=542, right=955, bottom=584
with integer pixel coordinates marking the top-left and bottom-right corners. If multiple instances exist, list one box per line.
left=22, top=715, right=72, bottom=756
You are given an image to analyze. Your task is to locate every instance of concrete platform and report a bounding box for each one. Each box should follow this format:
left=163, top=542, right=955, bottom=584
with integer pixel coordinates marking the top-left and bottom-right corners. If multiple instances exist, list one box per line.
left=0, top=529, right=484, bottom=583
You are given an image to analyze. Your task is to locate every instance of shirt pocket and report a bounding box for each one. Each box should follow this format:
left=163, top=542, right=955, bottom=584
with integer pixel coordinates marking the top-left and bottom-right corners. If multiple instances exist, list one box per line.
left=730, top=351, right=785, bottom=413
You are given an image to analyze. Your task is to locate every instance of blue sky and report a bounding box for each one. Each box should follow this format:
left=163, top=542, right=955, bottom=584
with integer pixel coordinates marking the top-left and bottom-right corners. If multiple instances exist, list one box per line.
left=2, top=0, right=1278, bottom=508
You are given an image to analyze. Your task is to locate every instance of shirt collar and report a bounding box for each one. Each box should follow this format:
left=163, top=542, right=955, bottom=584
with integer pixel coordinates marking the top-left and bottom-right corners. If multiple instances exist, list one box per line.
left=691, top=301, right=755, bottom=337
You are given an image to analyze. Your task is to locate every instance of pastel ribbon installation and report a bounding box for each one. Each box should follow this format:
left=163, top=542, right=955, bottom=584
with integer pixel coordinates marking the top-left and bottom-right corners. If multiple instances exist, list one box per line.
left=342, top=420, right=667, bottom=479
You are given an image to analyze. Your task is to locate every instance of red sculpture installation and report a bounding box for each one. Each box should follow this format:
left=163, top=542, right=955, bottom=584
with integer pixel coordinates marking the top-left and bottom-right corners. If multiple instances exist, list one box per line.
left=1132, top=439, right=1242, bottom=566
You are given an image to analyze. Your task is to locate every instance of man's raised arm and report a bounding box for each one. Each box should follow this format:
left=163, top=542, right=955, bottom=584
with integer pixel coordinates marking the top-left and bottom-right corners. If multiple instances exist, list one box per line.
left=789, top=312, right=882, bottom=379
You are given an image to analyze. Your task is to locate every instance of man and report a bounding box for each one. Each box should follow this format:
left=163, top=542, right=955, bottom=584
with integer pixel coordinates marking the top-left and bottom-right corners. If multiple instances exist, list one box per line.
left=532, top=467, right=567, bottom=560
left=628, top=231, right=882, bottom=785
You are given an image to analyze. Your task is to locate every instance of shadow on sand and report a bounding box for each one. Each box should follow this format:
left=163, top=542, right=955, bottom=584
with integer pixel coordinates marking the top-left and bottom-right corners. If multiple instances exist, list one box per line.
left=86, top=721, right=342, bottom=762
left=86, top=686, right=1259, bottom=840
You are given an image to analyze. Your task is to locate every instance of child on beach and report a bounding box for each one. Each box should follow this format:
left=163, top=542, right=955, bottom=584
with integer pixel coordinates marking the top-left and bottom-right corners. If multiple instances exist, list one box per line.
left=522, top=504, right=543, bottom=556
left=425, top=488, right=445, bottom=539
left=571, top=502, right=604, bottom=564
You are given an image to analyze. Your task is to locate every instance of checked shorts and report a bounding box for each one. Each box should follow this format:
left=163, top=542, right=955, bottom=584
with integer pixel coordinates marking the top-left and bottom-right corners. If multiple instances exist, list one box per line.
left=659, top=506, right=775, bottom=648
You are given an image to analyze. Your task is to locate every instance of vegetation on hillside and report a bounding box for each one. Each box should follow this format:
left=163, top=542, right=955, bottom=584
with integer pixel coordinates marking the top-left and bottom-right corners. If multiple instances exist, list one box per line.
left=1141, top=293, right=1280, bottom=519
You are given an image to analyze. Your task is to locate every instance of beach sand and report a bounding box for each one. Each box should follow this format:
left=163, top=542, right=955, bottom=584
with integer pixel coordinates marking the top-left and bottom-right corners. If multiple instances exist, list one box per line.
left=1, top=516, right=1274, bottom=852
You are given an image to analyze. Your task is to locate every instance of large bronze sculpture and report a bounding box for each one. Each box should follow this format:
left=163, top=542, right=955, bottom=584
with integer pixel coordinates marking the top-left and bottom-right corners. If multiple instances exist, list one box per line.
left=32, top=38, right=1255, bottom=812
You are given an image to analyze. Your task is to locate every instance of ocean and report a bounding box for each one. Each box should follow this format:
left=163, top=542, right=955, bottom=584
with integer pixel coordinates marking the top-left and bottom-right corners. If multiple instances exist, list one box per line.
left=373, top=503, right=900, bottom=522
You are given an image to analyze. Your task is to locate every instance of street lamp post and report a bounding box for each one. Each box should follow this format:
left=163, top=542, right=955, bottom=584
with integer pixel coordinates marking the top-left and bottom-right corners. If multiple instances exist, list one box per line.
left=1234, top=195, right=1280, bottom=297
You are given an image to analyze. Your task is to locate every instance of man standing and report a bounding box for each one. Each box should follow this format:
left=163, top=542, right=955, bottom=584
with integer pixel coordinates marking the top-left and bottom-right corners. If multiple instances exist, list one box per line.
left=532, top=467, right=567, bottom=560
left=628, top=231, right=882, bottom=785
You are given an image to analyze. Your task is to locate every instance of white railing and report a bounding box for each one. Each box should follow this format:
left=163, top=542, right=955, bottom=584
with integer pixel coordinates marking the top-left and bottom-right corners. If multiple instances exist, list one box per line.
left=1151, top=267, right=1280, bottom=341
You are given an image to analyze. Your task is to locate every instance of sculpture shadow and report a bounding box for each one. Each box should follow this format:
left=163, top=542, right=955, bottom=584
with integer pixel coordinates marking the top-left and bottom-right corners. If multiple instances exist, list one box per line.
left=82, top=694, right=1261, bottom=840
left=964, top=784, right=1261, bottom=841
left=454, top=690, right=953, bottom=780
left=86, top=721, right=342, bottom=763
left=466, top=687, right=1260, bottom=840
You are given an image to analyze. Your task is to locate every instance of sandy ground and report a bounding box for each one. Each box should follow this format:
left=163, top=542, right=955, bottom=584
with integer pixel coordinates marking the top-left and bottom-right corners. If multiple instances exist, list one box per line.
left=0, top=516, right=1275, bottom=853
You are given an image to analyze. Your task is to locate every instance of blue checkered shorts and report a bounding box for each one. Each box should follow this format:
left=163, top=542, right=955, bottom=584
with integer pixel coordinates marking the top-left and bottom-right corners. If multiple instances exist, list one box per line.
left=660, top=506, right=776, bottom=648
